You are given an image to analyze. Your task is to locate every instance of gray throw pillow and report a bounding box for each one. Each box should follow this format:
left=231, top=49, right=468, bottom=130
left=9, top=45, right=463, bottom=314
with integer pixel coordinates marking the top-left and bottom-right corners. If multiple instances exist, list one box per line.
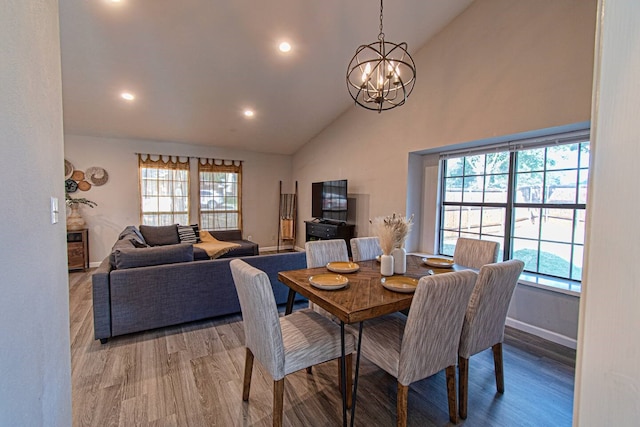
left=178, top=225, right=197, bottom=243
left=113, top=244, right=194, bottom=269
left=139, top=224, right=180, bottom=246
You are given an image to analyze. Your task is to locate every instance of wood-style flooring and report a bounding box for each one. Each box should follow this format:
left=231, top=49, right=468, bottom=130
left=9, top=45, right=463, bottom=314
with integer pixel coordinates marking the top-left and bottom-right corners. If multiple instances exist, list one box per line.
left=69, top=269, right=575, bottom=426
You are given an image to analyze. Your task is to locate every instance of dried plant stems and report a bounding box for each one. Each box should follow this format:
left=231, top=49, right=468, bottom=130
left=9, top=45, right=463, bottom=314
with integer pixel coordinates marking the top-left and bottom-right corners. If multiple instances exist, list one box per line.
left=370, top=213, right=414, bottom=255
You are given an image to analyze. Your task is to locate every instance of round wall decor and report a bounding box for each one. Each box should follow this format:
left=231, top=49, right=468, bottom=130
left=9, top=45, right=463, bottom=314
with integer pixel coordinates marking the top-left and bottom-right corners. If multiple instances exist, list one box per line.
left=64, top=159, right=74, bottom=179
left=77, top=180, right=92, bottom=191
left=85, top=166, right=109, bottom=186
left=65, top=179, right=78, bottom=193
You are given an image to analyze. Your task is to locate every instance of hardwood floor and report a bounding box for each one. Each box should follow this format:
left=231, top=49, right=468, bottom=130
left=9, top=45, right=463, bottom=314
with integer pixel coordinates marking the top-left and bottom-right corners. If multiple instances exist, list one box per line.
left=69, top=269, right=575, bottom=426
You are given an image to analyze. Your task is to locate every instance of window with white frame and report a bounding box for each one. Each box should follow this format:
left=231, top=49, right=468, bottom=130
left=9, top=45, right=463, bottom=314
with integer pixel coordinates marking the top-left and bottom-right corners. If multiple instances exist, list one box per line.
left=438, top=129, right=590, bottom=282
left=138, top=154, right=190, bottom=225
left=198, top=159, right=242, bottom=231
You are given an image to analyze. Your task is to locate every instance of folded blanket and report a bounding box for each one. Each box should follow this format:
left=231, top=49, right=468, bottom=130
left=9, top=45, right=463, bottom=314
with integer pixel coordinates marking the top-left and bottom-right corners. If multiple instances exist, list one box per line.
left=194, top=231, right=241, bottom=259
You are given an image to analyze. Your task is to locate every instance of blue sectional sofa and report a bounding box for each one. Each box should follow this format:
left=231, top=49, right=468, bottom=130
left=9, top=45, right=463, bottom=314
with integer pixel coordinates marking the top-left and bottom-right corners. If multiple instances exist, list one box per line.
left=92, top=226, right=306, bottom=343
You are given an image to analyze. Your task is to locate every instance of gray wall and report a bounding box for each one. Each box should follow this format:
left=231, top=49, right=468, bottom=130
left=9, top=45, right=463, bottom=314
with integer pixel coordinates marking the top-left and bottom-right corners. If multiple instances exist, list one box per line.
left=0, top=1, right=72, bottom=425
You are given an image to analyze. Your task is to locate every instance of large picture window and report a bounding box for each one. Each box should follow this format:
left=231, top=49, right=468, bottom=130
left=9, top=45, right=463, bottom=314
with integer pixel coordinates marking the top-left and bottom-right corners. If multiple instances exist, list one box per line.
left=138, top=154, right=190, bottom=226
left=439, top=130, right=589, bottom=282
left=198, top=159, right=242, bottom=231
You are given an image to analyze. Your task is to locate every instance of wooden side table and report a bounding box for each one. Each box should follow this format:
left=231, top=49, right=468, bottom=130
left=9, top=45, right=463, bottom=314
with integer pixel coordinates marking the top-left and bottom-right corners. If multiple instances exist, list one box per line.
left=67, top=229, right=89, bottom=271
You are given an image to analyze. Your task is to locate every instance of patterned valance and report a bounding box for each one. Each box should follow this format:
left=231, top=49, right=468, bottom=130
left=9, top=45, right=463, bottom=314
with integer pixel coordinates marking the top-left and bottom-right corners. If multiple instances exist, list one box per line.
left=138, top=154, right=190, bottom=169
left=198, top=158, right=242, bottom=173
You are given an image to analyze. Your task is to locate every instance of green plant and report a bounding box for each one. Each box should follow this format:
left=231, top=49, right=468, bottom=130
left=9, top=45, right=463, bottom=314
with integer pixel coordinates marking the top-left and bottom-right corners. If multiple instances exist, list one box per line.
left=65, top=193, right=97, bottom=208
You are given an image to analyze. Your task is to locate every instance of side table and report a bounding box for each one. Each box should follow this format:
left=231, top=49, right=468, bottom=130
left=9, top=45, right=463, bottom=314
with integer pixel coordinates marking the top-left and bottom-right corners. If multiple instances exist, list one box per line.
left=67, top=229, right=89, bottom=271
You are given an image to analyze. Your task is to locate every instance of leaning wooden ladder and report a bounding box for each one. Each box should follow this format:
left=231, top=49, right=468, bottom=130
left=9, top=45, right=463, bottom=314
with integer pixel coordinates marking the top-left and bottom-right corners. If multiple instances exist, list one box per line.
left=277, top=181, right=297, bottom=253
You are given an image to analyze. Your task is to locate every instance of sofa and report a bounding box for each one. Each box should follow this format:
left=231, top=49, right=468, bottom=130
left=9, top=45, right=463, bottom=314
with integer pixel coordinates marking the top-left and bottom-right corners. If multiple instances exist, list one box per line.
left=92, top=225, right=305, bottom=343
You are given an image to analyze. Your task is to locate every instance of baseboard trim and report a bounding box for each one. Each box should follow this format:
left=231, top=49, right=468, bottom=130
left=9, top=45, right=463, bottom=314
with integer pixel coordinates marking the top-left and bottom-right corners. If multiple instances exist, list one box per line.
left=505, top=317, right=577, bottom=350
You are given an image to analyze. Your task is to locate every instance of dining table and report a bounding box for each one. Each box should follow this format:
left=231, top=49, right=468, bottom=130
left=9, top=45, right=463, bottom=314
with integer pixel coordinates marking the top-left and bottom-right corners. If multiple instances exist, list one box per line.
left=277, top=254, right=467, bottom=427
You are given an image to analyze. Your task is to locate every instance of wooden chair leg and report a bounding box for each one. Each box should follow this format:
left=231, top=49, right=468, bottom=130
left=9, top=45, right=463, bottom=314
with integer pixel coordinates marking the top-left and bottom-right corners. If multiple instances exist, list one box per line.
left=307, top=366, right=312, bottom=374
left=337, top=354, right=353, bottom=408
left=273, top=379, right=284, bottom=427
left=446, top=365, right=458, bottom=424
left=458, top=356, right=469, bottom=420
left=397, top=382, right=409, bottom=427
left=242, top=348, right=254, bottom=401
left=492, top=342, right=505, bottom=393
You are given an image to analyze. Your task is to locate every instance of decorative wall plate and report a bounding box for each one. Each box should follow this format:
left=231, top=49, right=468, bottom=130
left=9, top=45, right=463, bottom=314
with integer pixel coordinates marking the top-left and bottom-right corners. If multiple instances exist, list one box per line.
left=85, top=166, right=109, bottom=186
left=77, top=180, right=91, bottom=191
left=64, top=159, right=74, bottom=179
left=65, top=179, right=78, bottom=193
left=71, top=170, right=85, bottom=181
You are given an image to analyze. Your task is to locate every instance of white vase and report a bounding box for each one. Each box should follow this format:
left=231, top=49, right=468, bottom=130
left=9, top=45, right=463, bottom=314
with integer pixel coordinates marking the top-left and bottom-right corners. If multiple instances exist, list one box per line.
left=392, top=247, right=407, bottom=274
left=67, top=205, right=86, bottom=230
left=380, top=254, right=394, bottom=276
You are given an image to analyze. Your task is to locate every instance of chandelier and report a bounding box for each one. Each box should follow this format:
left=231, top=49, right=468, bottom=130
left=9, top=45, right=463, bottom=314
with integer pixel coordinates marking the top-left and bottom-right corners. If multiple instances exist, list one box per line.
left=346, top=0, right=416, bottom=112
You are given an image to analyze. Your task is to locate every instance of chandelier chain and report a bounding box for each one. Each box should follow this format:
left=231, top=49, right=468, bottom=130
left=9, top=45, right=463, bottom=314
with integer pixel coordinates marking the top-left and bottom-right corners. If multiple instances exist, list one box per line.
left=378, top=0, right=384, bottom=41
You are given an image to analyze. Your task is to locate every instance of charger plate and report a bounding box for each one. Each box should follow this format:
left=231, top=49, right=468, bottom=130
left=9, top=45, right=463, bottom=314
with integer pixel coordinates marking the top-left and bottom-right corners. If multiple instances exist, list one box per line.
left=381, top=276, right=419, bottom=293
left=423, top=257, right=454, bottom=268
left=326, top=261, right=359, bottom=273
left=309, top=273, right=349, bottom=290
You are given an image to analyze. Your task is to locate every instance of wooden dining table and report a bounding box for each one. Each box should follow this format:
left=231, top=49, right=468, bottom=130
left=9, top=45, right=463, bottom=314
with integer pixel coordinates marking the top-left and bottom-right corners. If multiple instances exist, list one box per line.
left=277, top=254, right=467, bottom=427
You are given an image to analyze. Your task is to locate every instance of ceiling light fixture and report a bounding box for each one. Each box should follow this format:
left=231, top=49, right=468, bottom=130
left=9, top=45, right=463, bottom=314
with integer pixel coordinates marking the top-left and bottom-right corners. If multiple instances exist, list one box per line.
left=120, top=92, right=135, bottom=101
left=278, top=42, right=292, bottom=53
left=346, top=0, right=416, bottom=112
left=243, top=109, right=255, bottom=118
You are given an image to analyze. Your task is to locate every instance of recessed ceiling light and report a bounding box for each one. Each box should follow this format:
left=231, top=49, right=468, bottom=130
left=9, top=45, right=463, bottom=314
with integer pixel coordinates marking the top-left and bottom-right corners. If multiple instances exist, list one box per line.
left=243, top=109, right=255, bottom=118
left=120, top=92, right=135, bottom=101
left=278, top=42, right=292, bottom=53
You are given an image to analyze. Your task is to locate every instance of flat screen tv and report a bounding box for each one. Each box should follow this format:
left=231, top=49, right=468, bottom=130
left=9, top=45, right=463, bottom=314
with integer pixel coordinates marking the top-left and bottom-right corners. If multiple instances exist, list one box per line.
left=312, top=180, right=348, bottom=223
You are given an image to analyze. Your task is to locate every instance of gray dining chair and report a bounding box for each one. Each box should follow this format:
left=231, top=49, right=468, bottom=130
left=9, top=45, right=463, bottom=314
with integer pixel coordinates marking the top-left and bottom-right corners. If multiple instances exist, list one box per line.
left=230, top=259, right=355, bottom=427
left=458, top=259, right=524, bottom=419
left=453, top=237, right=500, bottom=269
left=350, top=236, right=382, bottom=262
left=358, top=270, right=478, bottom=426
left=304, top=239, right=350, bottom=320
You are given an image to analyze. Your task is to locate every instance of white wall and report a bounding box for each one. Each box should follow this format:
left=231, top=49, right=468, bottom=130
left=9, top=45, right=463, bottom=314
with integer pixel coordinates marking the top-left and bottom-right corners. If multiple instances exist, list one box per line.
left=0, top=1, right=71, bottom=425
left=575, top=0, right=640, bottom=424
left=293, top=0, right=596, bottom=345
left=65, top=134, right=294, bottom=264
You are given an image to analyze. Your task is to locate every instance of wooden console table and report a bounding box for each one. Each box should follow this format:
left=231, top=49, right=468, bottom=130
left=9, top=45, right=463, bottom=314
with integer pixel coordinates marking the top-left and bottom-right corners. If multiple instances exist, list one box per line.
left=67, top=229, right=89, bottom=271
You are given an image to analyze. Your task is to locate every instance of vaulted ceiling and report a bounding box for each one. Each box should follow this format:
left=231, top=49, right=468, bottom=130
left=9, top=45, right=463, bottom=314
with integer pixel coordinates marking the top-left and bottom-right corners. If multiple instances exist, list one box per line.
left=59, top=0, right=474, bottom=155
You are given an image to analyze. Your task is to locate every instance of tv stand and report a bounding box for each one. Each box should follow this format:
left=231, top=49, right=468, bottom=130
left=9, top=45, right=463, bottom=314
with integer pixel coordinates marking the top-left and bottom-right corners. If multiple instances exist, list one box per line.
left=305, top=220, right=355, bottom=257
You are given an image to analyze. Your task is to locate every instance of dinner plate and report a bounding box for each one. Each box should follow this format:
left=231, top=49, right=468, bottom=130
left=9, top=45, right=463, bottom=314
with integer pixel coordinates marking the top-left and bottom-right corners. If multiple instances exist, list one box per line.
left=309, top=273, right=349, bottom=290
left=423, top=257, right=454, bottom=268
left=381, top=276, right=419, bottom=293
left=326, top=261, right=360, bottom=273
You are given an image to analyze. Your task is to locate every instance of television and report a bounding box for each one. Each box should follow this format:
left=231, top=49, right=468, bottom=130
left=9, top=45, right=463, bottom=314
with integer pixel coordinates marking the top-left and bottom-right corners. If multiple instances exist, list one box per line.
left=312, top=180, right=348, bottom=223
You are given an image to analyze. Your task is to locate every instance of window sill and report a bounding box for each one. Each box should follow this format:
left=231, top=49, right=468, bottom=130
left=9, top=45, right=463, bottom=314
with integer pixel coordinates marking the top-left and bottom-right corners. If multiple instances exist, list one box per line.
left=410, top=252, right=581, bottom=297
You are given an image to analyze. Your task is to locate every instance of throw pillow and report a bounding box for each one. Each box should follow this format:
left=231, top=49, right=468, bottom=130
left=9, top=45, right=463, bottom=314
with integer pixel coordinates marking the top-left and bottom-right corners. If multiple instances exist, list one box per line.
left=178, top=225, right=197, bottom=243
left=129, top=238, right=148, bottom=248
left=139, top=224, right=180, bottom=246
left=113, top=244, right=194, bottom=269
left=191, top=224, right=202, bottom=243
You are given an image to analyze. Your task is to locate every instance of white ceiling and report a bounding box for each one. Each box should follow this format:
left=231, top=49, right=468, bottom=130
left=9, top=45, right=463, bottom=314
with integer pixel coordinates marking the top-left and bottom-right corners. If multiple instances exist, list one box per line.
left=59, top=0, right=474, bottom=155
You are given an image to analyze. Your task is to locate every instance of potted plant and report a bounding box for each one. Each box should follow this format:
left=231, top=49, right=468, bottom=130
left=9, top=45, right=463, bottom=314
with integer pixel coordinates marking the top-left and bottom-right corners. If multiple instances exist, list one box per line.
left=66, top=193, right=97, bottom=230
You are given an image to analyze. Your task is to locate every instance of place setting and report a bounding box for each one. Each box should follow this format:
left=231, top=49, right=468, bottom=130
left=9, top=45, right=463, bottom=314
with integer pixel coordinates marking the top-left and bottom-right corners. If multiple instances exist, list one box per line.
left=308, top=260, right=360, bottom=290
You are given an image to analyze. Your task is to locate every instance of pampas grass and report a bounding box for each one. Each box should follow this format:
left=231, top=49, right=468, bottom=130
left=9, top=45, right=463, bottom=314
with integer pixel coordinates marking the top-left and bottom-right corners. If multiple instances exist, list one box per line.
left=370, top=213, right=414, bottom=255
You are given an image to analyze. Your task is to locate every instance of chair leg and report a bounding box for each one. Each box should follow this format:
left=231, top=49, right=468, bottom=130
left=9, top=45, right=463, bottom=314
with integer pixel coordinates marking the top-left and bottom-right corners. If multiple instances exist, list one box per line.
left=307, top=366, right=312, bottom=374
left=397, top=382, right=409, bottom=427
left=273, top=379, right=284, bottom=427
left=492, top=342, right=505, bottom=393
left=337, top=353, right=353, bottom=409
left=458, top=356, right=469, bottom=420
left=242, top=348, right=254, bottom=401
left=446, top=365, right=458, bottom=424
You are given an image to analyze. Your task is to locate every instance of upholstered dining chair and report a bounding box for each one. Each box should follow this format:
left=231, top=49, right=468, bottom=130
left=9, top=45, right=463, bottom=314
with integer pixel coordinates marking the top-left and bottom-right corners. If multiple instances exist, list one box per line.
left=230, top=259, right=355, bottom=427
left=305, top=239, right=350, bottom=267
left=358, top=270, right=478, bottom=426
left=350, top=236, right=382, bottom=262
left=458, top=259, right=524, bottom=419
left=453, top=237, right=500, bottom=269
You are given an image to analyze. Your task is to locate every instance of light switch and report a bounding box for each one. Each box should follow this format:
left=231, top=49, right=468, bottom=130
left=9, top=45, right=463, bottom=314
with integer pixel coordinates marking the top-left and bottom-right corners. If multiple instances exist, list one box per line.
left=51, top=197, right=59, bottom=224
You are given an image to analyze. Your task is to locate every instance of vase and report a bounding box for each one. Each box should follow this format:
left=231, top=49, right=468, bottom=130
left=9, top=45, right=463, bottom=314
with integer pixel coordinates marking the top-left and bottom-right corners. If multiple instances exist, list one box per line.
left=380, top=254, right=394, bottom=276
left=392, top=247, right=407, bottom=274
left=67, top=205, right=86, bottom=230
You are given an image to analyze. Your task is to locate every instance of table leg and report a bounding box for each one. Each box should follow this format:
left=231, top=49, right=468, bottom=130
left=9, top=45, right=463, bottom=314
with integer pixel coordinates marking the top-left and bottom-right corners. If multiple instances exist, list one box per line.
left=285, top=289, right=296, bottom=315
left=340, top=321, right=347, bottom=427
left=350, top=321, right=363, bottom=427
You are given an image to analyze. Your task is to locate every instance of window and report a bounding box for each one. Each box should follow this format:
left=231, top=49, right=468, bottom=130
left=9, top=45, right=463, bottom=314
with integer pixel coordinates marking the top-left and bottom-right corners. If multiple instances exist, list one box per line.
left=198, top=159, right=242, bottom=231
left=139, top=154, right=189, bottom=225
left=439, top=130, right=589, bottom=282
